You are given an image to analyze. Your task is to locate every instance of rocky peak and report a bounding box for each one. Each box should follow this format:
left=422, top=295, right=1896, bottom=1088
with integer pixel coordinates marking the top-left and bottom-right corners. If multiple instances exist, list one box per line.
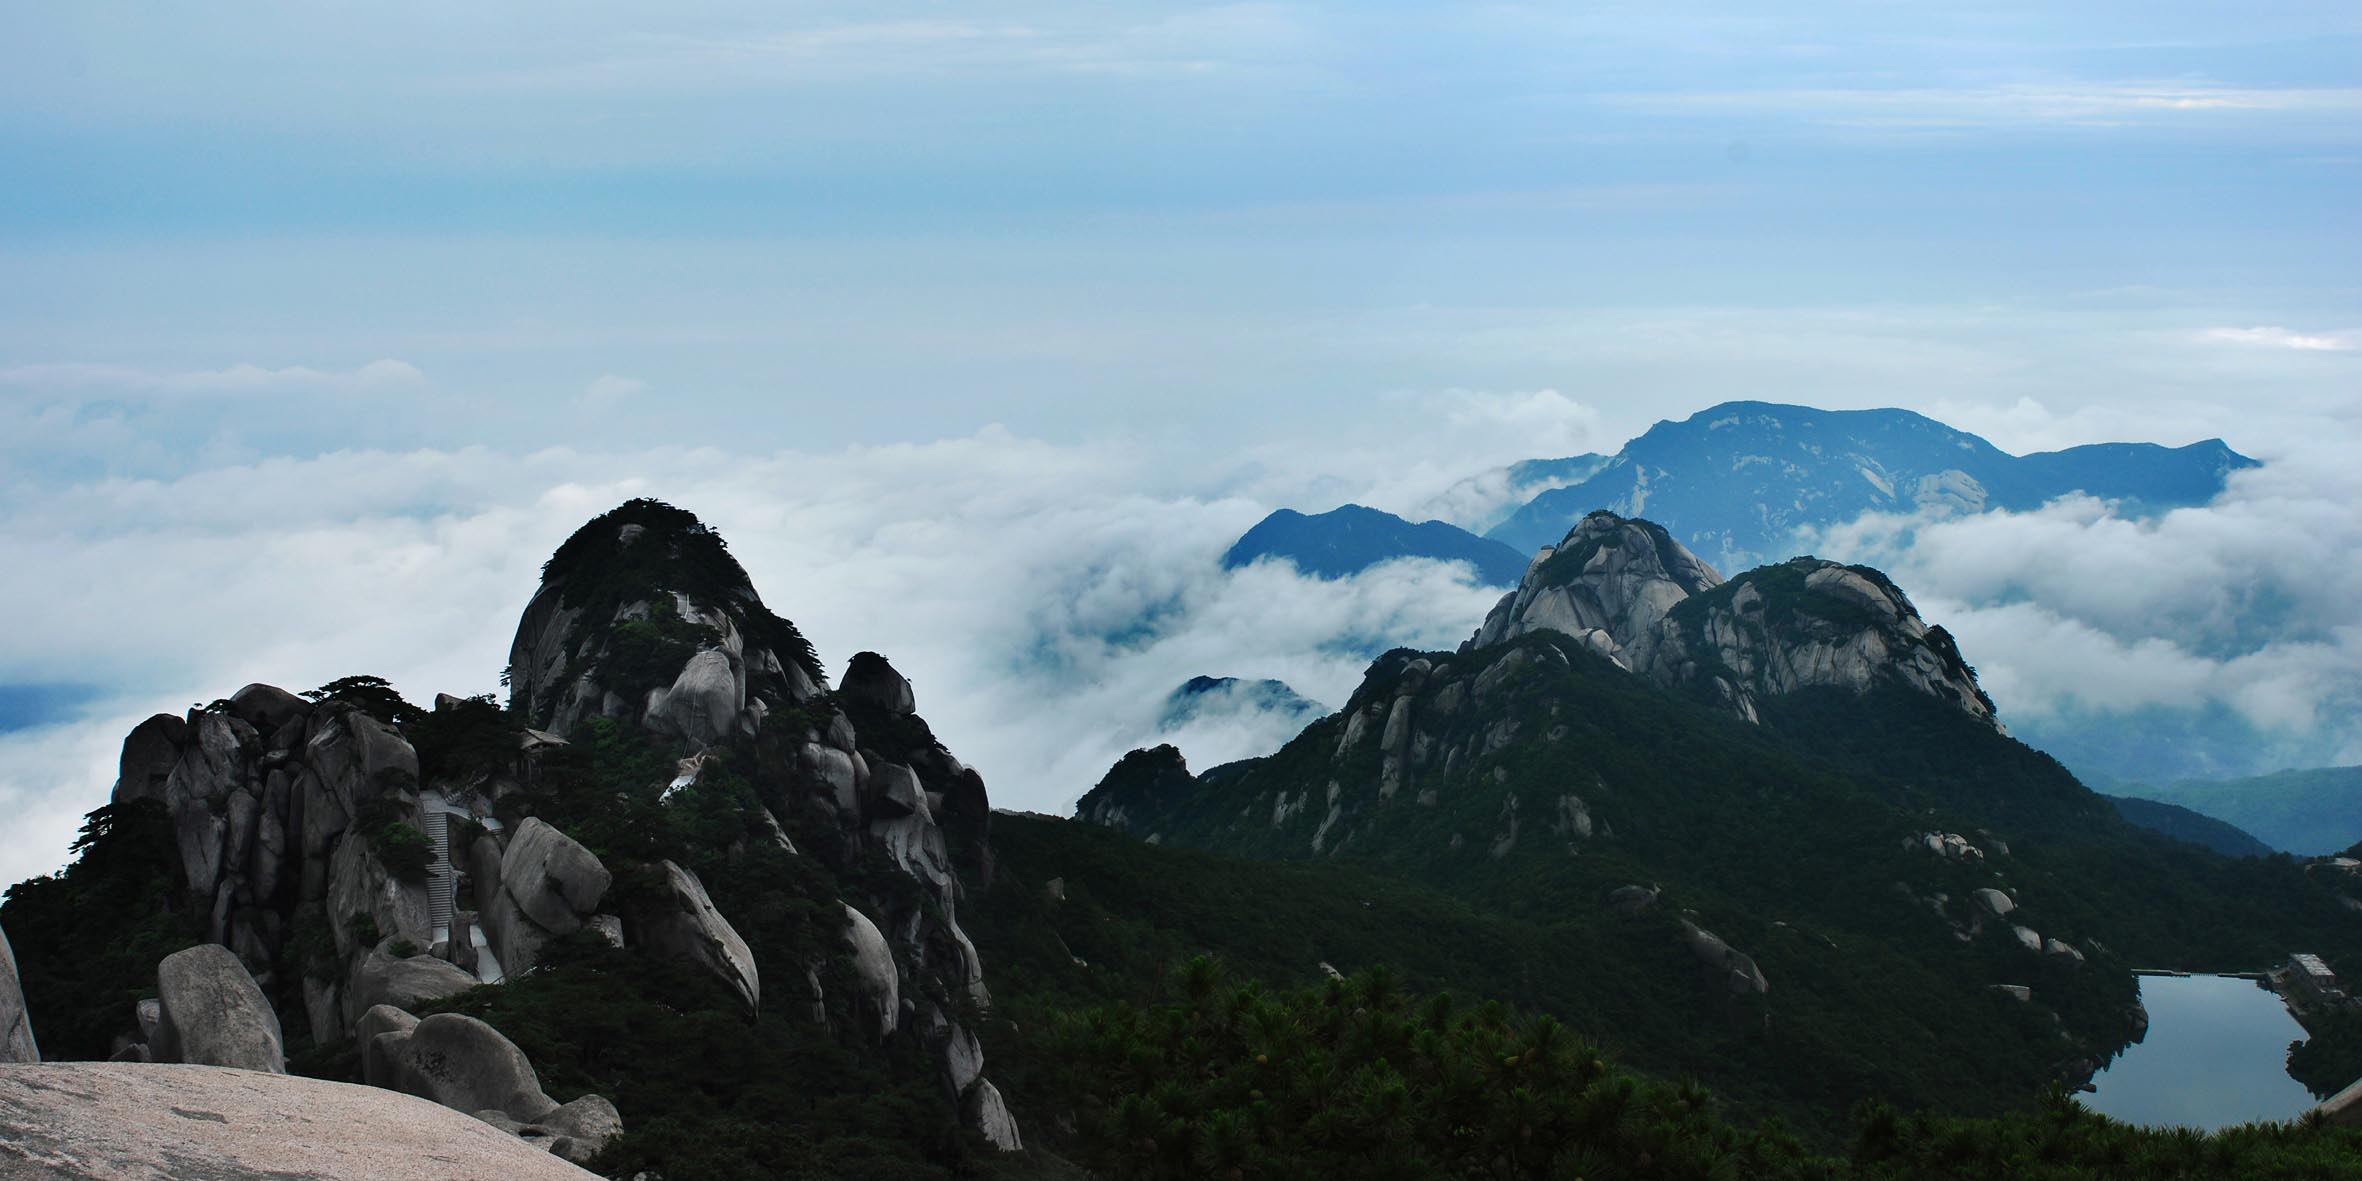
left=1650, top=557, right=1997, bottom=727
left=1465, top=511, right=1997, bottom=729
left=1468, top=511, right=1723, bottom=669
left=1075, top=745, right=1197, bottom=839
left=66, top=499, right=1024, bottom=1157
left=508, top=498, right=826, bottom=746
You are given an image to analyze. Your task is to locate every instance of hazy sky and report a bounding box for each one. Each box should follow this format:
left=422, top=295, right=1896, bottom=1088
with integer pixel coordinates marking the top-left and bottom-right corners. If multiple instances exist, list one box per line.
left=2, top=2, right=2357, bottom=886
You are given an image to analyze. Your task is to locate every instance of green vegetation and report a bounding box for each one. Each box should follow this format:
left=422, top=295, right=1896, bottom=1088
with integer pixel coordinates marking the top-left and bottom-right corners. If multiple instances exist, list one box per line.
left=351, top=797, right=434, bottom=881
left=2289, top=1008, right=2362, bottom=1100
left=592, top=596, right=721, bottom=695
left=1046, top=956, right=1816, bottom=1178
left=0, top=801, right=202, bottom=1060
left=1028, top=956, right=2362, bottom=1179
left=301, top=674, right=424, bottom=727
left=2105, top=795, right=2277, bottom=859
left=410, top=692, right=518, bottom=786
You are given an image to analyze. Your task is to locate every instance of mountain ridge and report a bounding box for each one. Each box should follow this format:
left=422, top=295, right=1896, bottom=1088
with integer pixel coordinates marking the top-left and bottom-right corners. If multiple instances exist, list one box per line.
left=1487, top=400, right=2256, bottom=569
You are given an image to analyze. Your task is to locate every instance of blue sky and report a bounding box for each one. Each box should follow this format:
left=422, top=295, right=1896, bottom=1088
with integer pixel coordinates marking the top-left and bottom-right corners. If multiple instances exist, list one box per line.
left=4, top=2, right=2356, bottom=470
left=1, top=2, right=2357, bottom=885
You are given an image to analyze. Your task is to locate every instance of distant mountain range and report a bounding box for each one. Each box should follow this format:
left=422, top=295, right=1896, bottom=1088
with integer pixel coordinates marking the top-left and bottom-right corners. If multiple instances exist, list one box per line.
left=2114, top=766, right=2362, bottom=857
left=2104, top=795, right=2277, bottom=859
left=1222, top=504, right=1531, bottom=586
left=1486, top=401, right=2255, bottom=571
left=1226, top=401, right=2256, bottom=588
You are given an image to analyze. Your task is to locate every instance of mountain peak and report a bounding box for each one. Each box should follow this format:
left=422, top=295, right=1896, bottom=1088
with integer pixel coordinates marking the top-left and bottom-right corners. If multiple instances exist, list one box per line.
left=1468, top=510, right=1722, bottom=668
left=1486, top=404, right=2252, bottom=570
left=508, top=498, right=825, bottom=745
left=1468, top=511, right=1998, bottom=728
left=1223, top=504, right=1531, bottom=586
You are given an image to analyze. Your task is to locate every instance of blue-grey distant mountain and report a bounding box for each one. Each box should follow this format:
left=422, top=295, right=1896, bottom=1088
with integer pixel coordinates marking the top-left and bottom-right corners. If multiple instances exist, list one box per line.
left=1158, top=675, right=1325, bottom=730
left=2104, top=795, right=2277, bottom=859
left=1485, top=402, right=2258, bottom=572
left=1223, top=504, right=1531, bottom=586
left=2116, top=766, right=2362, bottom=857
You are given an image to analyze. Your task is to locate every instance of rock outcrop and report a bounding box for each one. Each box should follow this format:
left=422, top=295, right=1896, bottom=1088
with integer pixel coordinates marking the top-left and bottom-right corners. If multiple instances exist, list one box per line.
left=505, top=501, right=825, bottom=746
left=480, top=818, right=612, bottom=976
left=0, top=920, right=35, bottom=1063
left=154, top=943, right=285, bottom=1073
left=80, top=498, right=1022, bottom=1156
left=1679, top=920, right=1769, bottom=997
left=624, top=860, right=759, bottom=1014
left=344, top=943, right=479, bottom=1026
left=1646, top=558, right=1997, bottom=727
left=1075, top=744, right=1198, bottom=840
left=0, top=1063, right=602, bottom=1180
left=502, top=500, right=1018, bottom=1150
left=110, top=688, right=436, bottom=1043
left=842, top=904, right=901, bottom=1040
left=1471, top=512, right=1721, bottom=667
left=362, top=1010, right=622, bottom=1165
left=1467, top=510, right=1998, bottom=728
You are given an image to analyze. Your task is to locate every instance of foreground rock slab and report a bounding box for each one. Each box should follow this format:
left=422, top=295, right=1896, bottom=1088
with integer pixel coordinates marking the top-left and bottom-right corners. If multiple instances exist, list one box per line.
left=0, top=1062, right=599, bottom=1180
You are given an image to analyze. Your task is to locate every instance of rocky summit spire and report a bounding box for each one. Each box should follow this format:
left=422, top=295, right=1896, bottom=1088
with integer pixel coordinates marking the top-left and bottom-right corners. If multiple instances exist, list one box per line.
left=1469, top=510, right=1724, bottom=670
left=507, top=498, right=826, bottom=746
left=1469, top=510, right=1998, bottom=728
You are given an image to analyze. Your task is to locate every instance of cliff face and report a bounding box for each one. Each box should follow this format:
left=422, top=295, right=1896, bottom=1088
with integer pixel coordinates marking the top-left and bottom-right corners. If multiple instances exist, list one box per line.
left=110, top=684, right=435, bottom=1046
left=1469, top=510, right=1997, bottom=729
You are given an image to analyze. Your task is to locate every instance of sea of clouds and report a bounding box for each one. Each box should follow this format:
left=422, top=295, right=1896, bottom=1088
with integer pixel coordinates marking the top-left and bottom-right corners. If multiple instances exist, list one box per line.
left=2, top=389, right=2356, bottom=888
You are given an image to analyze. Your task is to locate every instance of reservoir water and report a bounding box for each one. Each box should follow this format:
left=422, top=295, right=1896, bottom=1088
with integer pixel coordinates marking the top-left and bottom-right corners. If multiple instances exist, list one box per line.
left=2080, top=974, right=2319, bottom=1130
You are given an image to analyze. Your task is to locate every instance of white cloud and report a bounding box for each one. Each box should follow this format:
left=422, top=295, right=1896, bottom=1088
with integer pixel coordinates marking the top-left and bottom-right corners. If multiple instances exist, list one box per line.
left=1801, top=435, right=2362, bottom=758
left=1606, top=82, right=2362, bottom=131
left=583, top=373, right=648, bottom=404
left=0, top=428, right=1506, bottom=890
left=0, top=358, right=425, bottom=394
left=2198, top=326, right=2359, bottom=351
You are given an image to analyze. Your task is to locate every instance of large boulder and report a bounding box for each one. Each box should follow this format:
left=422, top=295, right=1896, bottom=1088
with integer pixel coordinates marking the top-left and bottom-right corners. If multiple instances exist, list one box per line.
left=1679, top=920, right=1769, bottom=997
left=645, top=646, right=745, bottom=745
left=841, top=651, right=916, bottom=715
left=113, top=712, right=187, bottom=804
left=378, top=1012, right=561, bottom=1123
left=356, top=1003, right=420, bottom=1089
left=624, top=861, right=760, bottom=1015
left=842, top=904, right=900, bottom=1039
left=483, top=819, right=610, bottom=974
left=967, top=1079, right=1024, bottom=1152
left=154, top=943, right=285, bottom=1073
left=502, top=819, right=612, bottom=935
left=365, top=1011, right=624, bottom=1164
left=0, top=920, right=36, bottom=1063
left=228, top=682, right=313, bottom=734
left=345, top=943, right=480, bottom=1026
left=0, top=1063, right=601, bottom=1180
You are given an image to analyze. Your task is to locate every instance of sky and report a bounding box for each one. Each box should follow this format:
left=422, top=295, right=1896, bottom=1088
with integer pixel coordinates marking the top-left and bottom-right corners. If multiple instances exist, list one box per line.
left=1, top=2, right=2357, bottom=887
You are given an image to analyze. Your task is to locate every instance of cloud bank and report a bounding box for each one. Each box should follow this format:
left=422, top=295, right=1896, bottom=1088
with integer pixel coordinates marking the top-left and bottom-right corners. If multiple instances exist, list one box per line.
left=1803, top=440, right=2362, bottom=780
left=0, top=430, right=1505, bottom=889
